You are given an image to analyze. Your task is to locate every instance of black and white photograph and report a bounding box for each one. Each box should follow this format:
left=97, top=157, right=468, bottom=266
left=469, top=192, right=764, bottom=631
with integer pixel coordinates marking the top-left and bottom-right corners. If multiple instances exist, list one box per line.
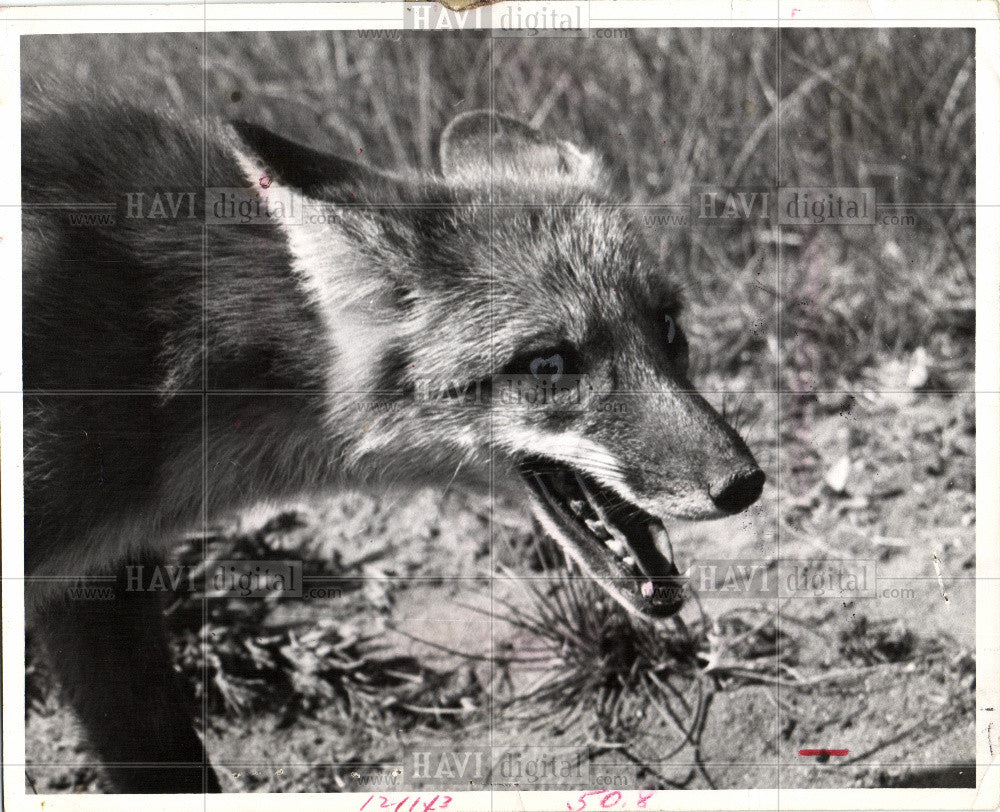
left=2, top=4, right=995, bottom=809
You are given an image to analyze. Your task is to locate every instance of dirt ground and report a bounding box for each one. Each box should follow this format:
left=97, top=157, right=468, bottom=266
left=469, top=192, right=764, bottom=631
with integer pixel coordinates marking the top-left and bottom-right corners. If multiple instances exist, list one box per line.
left=26, top=370, right=976, bottom=793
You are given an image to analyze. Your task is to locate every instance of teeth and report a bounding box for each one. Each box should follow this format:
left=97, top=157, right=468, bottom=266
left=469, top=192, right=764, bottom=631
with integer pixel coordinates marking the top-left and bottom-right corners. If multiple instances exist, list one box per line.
left=650, top=523, right=675, bottom=561
left=584, top=518, right=610, bottom=538
left=571, top=471, right=650, bottom=575
left=604, top=537, right=626, bottom=555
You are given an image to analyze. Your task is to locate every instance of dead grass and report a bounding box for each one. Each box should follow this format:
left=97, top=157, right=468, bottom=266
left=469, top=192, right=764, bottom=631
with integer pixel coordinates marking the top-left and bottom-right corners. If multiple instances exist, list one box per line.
left=22, top=29, right=974, bottom=388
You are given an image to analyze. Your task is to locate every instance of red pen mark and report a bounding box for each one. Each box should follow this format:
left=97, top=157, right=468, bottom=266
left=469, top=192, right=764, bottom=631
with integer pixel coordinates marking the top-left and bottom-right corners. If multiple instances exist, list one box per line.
left=259, top=174, right=272, bottom=189
left=791, top=7, right=800, bottom=16
left=234, top=418, right=242, bottom=427
left=799, top=748, right=848, bottom=761
left=358, top=148, right=364, bottom=154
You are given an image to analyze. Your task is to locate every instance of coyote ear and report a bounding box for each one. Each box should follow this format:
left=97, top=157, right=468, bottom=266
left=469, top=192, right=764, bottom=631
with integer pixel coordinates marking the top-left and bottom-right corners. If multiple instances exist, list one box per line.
left=230, top=120, right=401, bottom=203
left=439, top=110, right=597, bottom=183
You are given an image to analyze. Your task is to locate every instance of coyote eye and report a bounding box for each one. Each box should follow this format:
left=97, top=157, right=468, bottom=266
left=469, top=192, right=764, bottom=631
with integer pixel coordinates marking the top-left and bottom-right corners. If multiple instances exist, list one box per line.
left=661, top=314, right=690, bottom=375
left=499, top=342, right=583, bottom=381
left=471, top=343, right=583, bottom=402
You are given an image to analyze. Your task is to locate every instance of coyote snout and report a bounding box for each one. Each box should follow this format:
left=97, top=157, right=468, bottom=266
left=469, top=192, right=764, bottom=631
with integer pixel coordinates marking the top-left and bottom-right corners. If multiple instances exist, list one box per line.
left=511, top=372, right=764, bottom=619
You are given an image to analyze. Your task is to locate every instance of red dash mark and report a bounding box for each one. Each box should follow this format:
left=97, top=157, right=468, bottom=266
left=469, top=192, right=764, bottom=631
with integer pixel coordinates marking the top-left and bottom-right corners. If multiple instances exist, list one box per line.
left=259, top=175, right=272, bottom=189
left=358, top=148, right=364, bottom=154
left=799, top=748, right=849, bottom=759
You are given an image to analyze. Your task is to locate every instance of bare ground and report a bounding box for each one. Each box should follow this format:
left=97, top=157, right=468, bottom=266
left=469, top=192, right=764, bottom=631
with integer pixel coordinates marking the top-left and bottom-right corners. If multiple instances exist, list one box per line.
left=26, top=374, right=975, bottom=793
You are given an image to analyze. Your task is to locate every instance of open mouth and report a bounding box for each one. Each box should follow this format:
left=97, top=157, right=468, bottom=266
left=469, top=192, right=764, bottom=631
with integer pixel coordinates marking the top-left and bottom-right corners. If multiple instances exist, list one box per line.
left=518, top=455, right=687, bottom=618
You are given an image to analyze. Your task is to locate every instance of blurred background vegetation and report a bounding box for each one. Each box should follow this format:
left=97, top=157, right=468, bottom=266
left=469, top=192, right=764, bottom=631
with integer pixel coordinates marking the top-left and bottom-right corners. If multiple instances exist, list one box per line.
left=23, top=28, right=974, bottom=393
left=23, top=29, right=976, bottom=792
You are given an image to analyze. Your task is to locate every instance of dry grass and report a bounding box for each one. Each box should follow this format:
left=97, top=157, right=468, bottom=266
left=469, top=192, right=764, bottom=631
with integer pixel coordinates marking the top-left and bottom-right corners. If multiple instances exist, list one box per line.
left=23, top=29, right=974, bottom=387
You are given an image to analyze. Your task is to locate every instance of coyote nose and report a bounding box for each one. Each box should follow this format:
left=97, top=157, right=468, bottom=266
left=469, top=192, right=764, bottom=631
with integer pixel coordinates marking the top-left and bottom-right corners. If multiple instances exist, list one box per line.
left=709, top=469, right=765, bottom=514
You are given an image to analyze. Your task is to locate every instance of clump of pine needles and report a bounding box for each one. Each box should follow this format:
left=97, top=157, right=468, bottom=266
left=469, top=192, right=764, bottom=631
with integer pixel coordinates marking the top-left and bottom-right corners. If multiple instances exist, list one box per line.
left=168, top=523, right=484, bottom=729
left=404, top=535, right=925, bottom=788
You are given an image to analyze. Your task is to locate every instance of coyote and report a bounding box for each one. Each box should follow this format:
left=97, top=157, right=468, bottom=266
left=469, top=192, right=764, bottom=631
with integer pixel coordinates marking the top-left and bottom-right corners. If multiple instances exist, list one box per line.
left=22, top=100, right=763, bottom=792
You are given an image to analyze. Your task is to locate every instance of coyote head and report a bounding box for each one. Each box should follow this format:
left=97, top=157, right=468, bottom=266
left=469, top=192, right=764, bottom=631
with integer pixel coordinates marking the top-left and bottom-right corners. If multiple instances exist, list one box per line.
left=233, top=111, right=764, bottom=619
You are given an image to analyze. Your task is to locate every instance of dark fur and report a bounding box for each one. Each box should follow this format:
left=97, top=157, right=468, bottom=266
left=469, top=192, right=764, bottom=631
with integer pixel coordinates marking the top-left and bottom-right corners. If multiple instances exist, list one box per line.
left=23, top=99, right=761, bottom=792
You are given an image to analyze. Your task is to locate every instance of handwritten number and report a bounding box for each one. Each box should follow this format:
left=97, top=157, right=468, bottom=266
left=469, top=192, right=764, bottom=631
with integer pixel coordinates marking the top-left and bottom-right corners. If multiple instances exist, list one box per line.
left=568, top=790, right=606, bottom=811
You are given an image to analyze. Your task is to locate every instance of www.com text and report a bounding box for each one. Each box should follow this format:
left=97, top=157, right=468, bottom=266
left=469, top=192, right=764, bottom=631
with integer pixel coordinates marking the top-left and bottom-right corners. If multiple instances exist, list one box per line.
left=642, top=212, right=690, bottom=227
left=67, top=211, right=116, bottom=227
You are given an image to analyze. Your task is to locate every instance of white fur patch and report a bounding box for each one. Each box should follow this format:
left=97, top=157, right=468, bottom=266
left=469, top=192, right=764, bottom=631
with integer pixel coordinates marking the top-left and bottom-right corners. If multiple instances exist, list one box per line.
left=500, top=427, right=640, bottom=499
left=232, top=145, right=397, bottom=396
